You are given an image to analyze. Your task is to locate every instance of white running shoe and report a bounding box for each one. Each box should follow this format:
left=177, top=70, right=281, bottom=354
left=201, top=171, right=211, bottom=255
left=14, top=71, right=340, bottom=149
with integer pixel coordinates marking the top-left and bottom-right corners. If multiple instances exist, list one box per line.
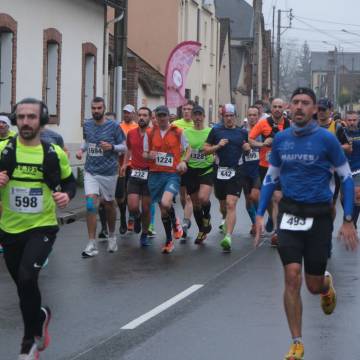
left=81, top=240, right=99, bottom=258
left=107, top=236, right=118, bottom=253
left=18, top=341, right=39, bottom=360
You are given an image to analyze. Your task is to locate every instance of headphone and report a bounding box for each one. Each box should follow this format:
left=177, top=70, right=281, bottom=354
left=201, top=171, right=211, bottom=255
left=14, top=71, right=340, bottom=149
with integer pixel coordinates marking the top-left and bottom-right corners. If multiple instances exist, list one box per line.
left=9, top=98, right=49, bottom=126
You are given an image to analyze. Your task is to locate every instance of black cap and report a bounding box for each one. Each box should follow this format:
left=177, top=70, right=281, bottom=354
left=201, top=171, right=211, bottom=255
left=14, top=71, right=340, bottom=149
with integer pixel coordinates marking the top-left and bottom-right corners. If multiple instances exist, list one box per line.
left=192, top=105, right=205, bottom=115
left=291, top=87, right=316, bottom=104
left=155, top=105, right=170, bottom=116
left=317, top=97, right=332, bottom=110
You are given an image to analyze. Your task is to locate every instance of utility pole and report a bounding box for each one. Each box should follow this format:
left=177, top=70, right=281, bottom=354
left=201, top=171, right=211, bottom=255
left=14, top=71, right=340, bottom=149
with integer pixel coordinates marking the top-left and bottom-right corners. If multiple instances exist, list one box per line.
left=275, top=8, right=293, bottom=97
left=275, top=9, right=281, bottom=97
left=252, top=0, right=261, bottom=102
left=114, top=0, right=128, bottom=118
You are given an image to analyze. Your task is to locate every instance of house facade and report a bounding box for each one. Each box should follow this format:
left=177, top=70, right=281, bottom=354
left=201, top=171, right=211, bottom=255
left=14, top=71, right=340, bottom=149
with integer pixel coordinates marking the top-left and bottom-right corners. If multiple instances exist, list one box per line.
left=0, top=0, right=118, bottom=152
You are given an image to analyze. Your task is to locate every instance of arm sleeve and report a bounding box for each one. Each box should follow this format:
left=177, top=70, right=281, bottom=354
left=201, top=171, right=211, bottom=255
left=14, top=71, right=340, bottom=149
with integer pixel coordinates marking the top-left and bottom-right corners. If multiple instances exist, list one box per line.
left=335, top=162, right=354, bottom=218
left=113, top=143, right=127, bottom=153
left=257, top=165, right=281, bottom=216
left=269, top=134, right=282, bottom=167
left=60, top=173, right=77, bottom=200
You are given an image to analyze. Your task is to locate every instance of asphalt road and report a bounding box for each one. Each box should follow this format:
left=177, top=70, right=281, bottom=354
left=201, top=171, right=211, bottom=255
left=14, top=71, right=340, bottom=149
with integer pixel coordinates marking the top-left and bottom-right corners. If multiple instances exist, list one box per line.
left=1, top=197, right=360, bottom=360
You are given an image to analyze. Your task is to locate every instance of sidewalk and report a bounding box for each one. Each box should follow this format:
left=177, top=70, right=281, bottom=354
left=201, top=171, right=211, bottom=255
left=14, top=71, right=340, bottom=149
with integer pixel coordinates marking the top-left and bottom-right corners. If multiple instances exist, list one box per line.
left=56, top=186, right=86, bottom=225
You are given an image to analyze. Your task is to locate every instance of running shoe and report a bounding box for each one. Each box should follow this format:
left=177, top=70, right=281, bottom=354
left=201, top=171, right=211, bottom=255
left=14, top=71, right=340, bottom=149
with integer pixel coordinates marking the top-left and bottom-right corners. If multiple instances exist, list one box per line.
left=148, top=224, right=157, bottom=237
left=119, top=221, right=127, bottom=235
left=18, top=339, right=39, bottom=360
left=81, top=240, right=99, bottom=258
left=321, top=271, right=337, bottom=315
left=250, top=224, right=256, bottom=236
left=134, top=216, right=142, bottom=234
left=140, top=233, right=151, bottom=247
left=162, top=241, right=174, bottom=254
left=220, top=234, right=232, bottom=252
left=173, top=218, right=183, bottom=240
left=265, top=217, right=274, bottom=233
left=107, top=236, right=118, bottom=253
left=127, top=218, right=134, bottom=232
left=194, top=232, right=207, bottom=245
left=182, top=218, right=191, bottom=231
left=98, top=229, right=108, bottom=241
left=271, top=232, right=278, bottom=247
left=0, top=244, right=3, bottom=254
left=35, top=307, right=51, bottom=351
left=202, top=216, right=212, bottom=234
left=284, top=342, right=304, bottom=360
left=219, top=219, right=225, bottom=234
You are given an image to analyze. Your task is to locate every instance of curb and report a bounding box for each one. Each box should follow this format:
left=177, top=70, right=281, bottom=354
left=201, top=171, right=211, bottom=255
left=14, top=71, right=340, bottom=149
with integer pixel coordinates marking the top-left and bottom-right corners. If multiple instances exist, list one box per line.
left=57, top=207, right=87, bottom=225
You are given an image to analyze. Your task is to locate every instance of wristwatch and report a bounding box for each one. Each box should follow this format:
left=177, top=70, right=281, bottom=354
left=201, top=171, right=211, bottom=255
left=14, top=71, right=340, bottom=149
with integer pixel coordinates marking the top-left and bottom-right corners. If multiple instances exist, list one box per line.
left=344, top=215, right=353, bottom=223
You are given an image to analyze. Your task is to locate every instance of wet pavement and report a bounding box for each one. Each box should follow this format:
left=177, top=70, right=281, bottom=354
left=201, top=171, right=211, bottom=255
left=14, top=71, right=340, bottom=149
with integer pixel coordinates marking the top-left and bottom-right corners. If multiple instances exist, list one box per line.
left=1, top=196, right=360, bottom=359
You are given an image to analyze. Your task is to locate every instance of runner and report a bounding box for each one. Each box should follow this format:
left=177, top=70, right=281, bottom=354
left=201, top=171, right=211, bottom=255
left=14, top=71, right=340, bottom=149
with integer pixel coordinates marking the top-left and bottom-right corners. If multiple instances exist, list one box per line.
left=249, top=98, right=290, bottom=246
left=76, top=97, right=126, bottom=257
left=203, top=103, right=250, bottom=252
left=254, top=87, right=358, bottom=360
left=0, top=113, right=16, bottom=142
left=182, top=105, right=214, bottom=244
left=117, top=104, right=138, bottom=234
left=0, top=98, right=76, bottom=359
left=0, top=114, right=16, bottom=254
left=143, top=105, right=189, bottom=253
left=343, top=111, right=360, bottom=227
left=242, top=106, right=262, bottom=235
left=123, top=107, right=152, bottom=246
left=98, top=111, right=118, bottom=240
left=317, top=98, right=349, bottom=210
left=173, top=100, right=195, bottom=240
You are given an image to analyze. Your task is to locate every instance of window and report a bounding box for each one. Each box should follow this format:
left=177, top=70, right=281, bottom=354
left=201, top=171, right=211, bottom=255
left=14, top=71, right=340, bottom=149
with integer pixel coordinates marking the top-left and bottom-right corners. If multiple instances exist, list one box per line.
left=0, top=14, right=17, bottom=113
left=81, top=43, right=97, bottom=123
left=43, top=28, right=62, bottom=124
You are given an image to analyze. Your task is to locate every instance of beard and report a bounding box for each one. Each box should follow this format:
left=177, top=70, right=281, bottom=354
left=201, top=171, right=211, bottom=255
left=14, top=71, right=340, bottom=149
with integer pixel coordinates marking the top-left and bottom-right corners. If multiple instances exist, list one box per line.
left=93, top=112, right=104, bottom=121
left=138, top=119, right=148, bottom=128
left=19, top=125, right=39, bottom=140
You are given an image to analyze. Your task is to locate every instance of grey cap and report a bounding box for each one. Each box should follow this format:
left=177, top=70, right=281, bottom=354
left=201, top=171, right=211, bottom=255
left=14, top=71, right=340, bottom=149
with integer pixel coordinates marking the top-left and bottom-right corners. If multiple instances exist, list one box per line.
left=192, top=105, right=205, bottom=115
left=155, top=105, right=170, bottom=116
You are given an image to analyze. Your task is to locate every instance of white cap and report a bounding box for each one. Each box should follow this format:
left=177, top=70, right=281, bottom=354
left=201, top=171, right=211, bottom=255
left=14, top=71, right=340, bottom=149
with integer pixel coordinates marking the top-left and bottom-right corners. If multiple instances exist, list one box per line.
left=0, top=115, right=10, bottom=127
left=222, top=103, right=236, bottom=115
left=123, top=104, right=135, bottom=113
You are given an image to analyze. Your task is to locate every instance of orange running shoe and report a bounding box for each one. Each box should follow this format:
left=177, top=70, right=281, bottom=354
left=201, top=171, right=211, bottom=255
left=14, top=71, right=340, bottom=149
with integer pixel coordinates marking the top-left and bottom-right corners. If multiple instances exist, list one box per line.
left=172, top=218, right=183, bottom=240
left=127, top=219, right=134, bottom=232
left=162, top=241, right=174, bottom=254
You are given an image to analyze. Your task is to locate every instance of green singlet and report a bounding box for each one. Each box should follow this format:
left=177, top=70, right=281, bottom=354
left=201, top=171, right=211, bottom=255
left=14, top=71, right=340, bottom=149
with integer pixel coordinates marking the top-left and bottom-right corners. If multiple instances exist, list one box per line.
left=0, top=138, right=72, bottom=234
left=184, top=127, right=214, bottom=172
left=173, top=118, right=194, bottom=130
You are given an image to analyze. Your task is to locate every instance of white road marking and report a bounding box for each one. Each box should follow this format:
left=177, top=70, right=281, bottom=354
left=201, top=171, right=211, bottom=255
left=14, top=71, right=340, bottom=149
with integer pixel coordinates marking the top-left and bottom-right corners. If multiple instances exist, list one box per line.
left=121, top=284, right=204, bottom=330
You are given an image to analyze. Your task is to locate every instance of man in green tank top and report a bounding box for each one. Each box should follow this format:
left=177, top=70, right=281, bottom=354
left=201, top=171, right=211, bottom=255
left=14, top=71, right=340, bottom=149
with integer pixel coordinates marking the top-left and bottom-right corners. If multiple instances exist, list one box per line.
left=182, top=105, right=214, bottom=244
left=0, top=98, right=76, bottom=359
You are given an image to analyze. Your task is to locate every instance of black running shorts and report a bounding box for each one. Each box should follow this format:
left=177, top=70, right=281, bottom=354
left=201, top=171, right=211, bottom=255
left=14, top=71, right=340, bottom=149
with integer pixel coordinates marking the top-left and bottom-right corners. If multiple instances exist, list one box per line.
left=277, top=212, right=333, bottom=276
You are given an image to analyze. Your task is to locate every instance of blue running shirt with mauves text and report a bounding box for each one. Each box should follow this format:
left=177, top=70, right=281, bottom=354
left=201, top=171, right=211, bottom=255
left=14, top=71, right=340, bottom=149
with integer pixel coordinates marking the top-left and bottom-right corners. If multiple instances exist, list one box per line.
left=270, top=127, right=348, bottom=203
left=83, top=119, right=125, bottom=176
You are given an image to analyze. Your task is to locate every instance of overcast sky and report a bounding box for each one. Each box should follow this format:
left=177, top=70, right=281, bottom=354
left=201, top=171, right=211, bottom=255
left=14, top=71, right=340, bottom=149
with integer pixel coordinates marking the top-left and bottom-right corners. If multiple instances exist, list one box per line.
left=245, top=0, right=360, bottom=52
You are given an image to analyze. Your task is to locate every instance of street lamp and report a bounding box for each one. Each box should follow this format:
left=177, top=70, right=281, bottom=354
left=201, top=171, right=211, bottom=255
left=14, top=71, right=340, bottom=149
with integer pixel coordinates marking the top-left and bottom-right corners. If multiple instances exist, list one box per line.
left=322, top=41, right=340, bottom=108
